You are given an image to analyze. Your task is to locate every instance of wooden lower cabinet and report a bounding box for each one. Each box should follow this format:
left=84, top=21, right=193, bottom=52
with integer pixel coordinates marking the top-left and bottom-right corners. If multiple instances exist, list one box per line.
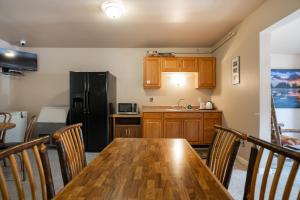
left=203, top=113, right=222, bottom=144
left=164, top=119, right=183, bottom=138
left=112, top=115, right=142, bottom=139
left=183, top=119, right=203, bottom=144
left=143, top=113, right=163, bottom=138
left=115, top=126, right=142, bottom=138
left=143, top=112, right=222, bottom=145
left=143, top=119, right=162, bottom=138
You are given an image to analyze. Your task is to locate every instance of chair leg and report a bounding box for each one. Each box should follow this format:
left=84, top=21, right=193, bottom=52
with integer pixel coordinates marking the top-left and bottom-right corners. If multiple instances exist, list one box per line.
left=16, top=154, right=26, bottom=181
left=2, top=158, right=7, bottom=167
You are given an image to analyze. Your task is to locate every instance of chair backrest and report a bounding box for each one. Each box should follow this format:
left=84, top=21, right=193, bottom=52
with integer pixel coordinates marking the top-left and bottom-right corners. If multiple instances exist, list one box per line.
left=207, top=125, right=247, bottom=188
left=0, top=136, right=55, bottom=200
left=0, top=112, right=12, bottom=144
left=24, top=115, right=37, bottom=143
left=271, top=95, right=282, bottom=146
left=53, top=123, right=86, bottom=185
left=244, top=136, right=300, bottom=200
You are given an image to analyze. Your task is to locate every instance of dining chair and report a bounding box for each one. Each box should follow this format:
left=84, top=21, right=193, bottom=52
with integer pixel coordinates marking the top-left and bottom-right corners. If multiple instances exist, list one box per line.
left=206, top=125, right=247, bottom=189
left=0, top=136, right=55, bottom=200
left=244, top=136, right=300, bottom=200
left=1, top=115, right=37, bottom=149
left=53, top=123, right=86, bottom=185
left=0, top=115, right=37, bottom=180
left=0, top=112, right=12, bottom=144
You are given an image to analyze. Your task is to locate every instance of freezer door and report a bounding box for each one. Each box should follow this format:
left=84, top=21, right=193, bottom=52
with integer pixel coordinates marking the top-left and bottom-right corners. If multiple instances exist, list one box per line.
left=69, top=71, right=88, bottom=147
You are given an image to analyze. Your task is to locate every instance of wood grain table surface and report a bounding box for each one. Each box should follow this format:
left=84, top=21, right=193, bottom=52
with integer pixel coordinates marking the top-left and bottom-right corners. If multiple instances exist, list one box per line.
left=0, top=122, right=16, bottom=131
left=53, top=138, right=233, bottom=200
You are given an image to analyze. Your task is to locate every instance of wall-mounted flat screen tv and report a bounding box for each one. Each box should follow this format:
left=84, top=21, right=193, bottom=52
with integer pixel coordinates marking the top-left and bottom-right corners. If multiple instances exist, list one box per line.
left=0, top=48, right=37, bottom=71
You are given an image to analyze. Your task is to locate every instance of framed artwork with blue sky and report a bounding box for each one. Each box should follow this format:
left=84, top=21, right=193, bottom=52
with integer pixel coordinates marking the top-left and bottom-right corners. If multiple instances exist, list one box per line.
left=271, top=69, right=300, bottom=108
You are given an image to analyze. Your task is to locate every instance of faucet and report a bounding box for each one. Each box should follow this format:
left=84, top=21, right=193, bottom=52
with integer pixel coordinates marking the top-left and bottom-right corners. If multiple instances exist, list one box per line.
left=177, top=99, right=186, bottom=109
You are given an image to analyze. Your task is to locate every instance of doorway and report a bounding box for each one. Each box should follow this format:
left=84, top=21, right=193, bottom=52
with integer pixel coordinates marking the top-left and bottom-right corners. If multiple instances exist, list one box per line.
left=259, top=9, right=300, bottom=144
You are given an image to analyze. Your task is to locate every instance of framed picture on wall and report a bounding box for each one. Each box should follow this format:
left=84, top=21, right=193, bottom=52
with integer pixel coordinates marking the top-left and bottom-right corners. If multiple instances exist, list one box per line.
left=232, top=56, right=240, bottom=85
left=271, top=69, right=300, bottom=108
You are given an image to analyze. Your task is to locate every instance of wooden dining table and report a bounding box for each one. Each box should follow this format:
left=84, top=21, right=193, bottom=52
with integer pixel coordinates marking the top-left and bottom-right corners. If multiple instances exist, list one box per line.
left=54, top=138, right=233, bottom=200
left=0, top=122, right=16, bottom=131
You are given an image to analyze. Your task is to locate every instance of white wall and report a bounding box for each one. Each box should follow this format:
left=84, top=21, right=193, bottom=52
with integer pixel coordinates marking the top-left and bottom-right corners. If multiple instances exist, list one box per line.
left=211, top=0, right=300, bottom=159
left=8, top=48, right=212, bottom=115
left=271, top=53, right=300, bottom=129
left=0, top=39, right=15, bottom=110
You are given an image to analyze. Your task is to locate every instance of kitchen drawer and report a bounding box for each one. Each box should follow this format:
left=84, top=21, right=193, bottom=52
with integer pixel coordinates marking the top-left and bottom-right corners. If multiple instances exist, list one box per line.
left=163, top=112, right=203, bottom=119
left=203, top=112, right=222, bottom=119
left=143, top=112, right=162, bottom=119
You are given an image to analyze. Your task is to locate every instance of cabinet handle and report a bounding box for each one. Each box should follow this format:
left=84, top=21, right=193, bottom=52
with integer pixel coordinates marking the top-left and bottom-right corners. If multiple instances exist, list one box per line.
left=128, top=129, right=130, bottom=137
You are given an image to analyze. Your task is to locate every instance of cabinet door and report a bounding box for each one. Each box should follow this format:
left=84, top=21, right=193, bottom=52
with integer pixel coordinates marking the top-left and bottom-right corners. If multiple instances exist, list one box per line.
left=143, top=119, right=162, bottom=138
left=115, top=127, right=127, bottom=138
left=198, top=57, right=216, bottom=88
left=127, top=127, right=142, bottom=138
left=164, top=119, right=183, bottom=138
left=144, top=57, right=161, bottom=88
left=161, top=57, right=179, bottom=72
left=183, top=119, right=203, bottom=144
left=203, top=113, right=222, bottom=144
left=180, top=57, right=197, bottom=72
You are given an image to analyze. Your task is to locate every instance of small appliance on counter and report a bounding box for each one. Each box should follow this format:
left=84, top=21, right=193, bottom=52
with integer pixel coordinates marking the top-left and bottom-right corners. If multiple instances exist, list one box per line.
left=118, top=103, right=139, bottom=115
left=205, top=101, right=214, bottom=109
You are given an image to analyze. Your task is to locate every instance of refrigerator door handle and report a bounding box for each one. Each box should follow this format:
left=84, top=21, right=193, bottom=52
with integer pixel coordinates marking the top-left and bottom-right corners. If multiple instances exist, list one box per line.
left=85, top=91, right=90, bottom=114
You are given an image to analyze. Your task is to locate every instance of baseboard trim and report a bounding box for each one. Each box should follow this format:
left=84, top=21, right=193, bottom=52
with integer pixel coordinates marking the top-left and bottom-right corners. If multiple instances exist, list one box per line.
left=237, top=156, right=248, bottom=166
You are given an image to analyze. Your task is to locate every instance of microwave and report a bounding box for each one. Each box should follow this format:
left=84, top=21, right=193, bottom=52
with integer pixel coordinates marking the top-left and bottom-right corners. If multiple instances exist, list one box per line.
left=118, top=103, right=138, bottom=114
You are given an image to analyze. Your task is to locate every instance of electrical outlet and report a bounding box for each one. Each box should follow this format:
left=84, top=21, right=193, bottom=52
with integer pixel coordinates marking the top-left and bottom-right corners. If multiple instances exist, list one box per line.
left=149, top=97, right=154, bottom=102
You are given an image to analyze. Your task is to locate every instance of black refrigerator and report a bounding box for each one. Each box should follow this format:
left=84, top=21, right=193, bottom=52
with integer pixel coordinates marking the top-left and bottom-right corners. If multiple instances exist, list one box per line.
left=68, top=71, right=116, bottom=152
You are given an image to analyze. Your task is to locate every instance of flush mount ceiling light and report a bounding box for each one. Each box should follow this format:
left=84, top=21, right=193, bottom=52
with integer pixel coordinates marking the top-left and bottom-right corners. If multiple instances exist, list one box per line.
left=101, top=1, right=125, bottom=19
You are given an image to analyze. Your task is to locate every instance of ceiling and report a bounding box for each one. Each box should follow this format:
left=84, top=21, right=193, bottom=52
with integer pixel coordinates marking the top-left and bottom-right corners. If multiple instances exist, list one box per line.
left=0, top=0, right=265, bottom=47
left=271, top=17, right=300, bottom=54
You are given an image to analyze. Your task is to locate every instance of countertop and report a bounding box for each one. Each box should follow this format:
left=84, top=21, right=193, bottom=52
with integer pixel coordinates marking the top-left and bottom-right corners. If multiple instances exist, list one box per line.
left=141, top=106, right=222, bottom=113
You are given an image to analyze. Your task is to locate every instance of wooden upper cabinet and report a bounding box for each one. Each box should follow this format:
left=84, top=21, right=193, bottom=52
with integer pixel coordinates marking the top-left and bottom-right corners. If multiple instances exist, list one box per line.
left=179, top=57, right=198, bottom=72
left=161, top=57, right=179, bottom=72
left=197, top=57, right=216, bottom=89
left=161, top=57, right=197, bottom=72
left=144, top=56, right=216, bottom=89
left=143, top=57, right=161, bottom=88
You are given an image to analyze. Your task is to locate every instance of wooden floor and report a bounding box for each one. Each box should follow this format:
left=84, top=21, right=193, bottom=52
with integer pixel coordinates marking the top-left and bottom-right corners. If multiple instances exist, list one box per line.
left=54, top=138, right=232, bottom=200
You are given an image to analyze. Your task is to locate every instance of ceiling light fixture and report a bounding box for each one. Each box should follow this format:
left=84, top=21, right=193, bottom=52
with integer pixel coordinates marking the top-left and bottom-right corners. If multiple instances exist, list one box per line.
left=101, top=1, right=125, bottom=19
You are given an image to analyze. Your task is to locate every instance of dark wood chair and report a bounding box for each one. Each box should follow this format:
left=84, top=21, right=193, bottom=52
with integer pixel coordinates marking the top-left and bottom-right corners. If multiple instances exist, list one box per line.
left=0, top=136, right=55, bottom=200
left=244, top=136, right=300, bottom=200
left=0, top=112, right=12, bottom=144
left=53, top=123, right=86, bottom=185
left=206, top=125, right=247, bottom=188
